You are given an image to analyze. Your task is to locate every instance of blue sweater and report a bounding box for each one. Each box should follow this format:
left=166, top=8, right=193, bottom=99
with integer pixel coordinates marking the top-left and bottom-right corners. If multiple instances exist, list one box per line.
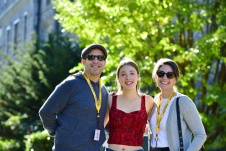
left=39, top=71, right=108, bottom=151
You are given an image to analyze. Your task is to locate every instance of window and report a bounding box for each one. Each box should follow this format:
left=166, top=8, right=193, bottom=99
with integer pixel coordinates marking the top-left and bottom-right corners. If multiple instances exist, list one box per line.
left=0, top=28, right=2, bottom=53
left=0, top=28, right=2, bottom=39
left=13, top=18, right=20, bottom=51
left=0, top=43, right=2, bottom=59
left=6, top=26, right=10, bottom=55
left=55, top=20, right=60, bottom=31
left=14, top=22, right=19, bottom=49
left=46, top=0, right=50, bottom=5
left=24, top=13, right=28, bottom=40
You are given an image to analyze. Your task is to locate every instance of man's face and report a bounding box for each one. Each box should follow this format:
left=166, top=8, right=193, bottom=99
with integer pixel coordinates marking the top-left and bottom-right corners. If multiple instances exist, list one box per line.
left=82, top=48, right=106, bottom=77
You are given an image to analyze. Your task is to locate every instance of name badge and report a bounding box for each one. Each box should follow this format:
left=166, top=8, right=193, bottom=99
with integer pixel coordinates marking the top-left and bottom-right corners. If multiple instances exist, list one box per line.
left=94, top=128, right=101, bottom=141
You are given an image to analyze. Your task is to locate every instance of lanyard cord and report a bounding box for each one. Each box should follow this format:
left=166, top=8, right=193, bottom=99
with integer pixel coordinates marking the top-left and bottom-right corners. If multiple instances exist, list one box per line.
left=83, top=73, right=102, bottom=118
left=155, top=90, right=175, bottom=147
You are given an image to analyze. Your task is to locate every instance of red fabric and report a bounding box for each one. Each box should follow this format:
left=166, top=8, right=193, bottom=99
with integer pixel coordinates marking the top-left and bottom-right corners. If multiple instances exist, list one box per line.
left=107, top=95, right=147, bottom=146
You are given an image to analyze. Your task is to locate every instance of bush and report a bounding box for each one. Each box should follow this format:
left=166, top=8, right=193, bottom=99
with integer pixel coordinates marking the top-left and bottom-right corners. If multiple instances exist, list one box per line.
left=24, top=130, right=54, bottom=151
left=0, top=138, right=21, bottom=151
left=0, top=32, right=83, bottom=150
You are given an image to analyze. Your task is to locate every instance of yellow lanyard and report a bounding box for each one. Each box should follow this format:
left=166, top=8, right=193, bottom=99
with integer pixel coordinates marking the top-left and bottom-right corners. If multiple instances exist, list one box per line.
left=83, top=73, right=102, bottom=118
left=155, top=90, right=175, bottom=142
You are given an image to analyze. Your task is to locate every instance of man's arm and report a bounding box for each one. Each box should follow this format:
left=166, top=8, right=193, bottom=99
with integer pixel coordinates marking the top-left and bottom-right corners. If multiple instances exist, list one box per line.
left=39, top=80, right=72, bottom=136
left=104, top=93, right=112, bottom=128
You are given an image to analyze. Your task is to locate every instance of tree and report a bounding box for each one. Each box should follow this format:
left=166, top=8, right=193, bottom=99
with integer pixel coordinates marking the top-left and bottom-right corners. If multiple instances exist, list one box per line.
left=0, top=32, right=83, bottom=150
left=53, top=0, right=226, bottom=150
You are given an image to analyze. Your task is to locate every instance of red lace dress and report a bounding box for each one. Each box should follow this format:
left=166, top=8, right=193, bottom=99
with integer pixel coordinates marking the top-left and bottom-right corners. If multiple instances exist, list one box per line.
left=107, top=95, right=147, bottom=146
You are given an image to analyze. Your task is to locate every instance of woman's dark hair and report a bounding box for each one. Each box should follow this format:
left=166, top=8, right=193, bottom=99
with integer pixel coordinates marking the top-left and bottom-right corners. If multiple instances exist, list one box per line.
left=152, top=58, right=180, bottom=81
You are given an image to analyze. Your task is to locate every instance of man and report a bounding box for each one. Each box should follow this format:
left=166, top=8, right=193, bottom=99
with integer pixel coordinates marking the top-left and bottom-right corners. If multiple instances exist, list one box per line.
left=39, top=44, right=109, bottom=151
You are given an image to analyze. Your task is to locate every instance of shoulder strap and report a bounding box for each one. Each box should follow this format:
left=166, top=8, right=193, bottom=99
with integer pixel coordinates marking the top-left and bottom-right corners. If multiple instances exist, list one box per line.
left=141, top=95, right=146, bottom=110
left=111, top=93, right=117, bottom=109
left=176, top=97, right=205, bottom=151
left=176, top=97, right=185, bottom=151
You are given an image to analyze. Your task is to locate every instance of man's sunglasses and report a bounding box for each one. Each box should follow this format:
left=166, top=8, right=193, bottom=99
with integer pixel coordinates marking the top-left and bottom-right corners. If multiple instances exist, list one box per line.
left=85, top=55, right=106, bottom=61
left=157, top=70, right=174, bottom=79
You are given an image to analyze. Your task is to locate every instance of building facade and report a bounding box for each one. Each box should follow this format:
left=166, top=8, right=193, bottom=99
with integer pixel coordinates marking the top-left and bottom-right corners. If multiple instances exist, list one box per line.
left=0, top=0, right=59, bottom=59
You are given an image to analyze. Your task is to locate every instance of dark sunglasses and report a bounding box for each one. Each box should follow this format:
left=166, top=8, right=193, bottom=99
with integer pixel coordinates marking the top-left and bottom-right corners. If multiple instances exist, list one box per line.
left=157, top=70, right=174, bottom=79
left=85, top=55, right=106, bottom=61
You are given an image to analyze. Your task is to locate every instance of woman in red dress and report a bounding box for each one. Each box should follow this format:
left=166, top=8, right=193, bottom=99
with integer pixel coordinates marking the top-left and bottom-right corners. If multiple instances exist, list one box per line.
left=104, top=57, right=154, bottom=151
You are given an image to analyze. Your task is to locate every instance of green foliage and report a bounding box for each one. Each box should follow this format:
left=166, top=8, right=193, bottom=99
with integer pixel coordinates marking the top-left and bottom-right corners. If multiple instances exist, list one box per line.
left=24, top=130, right=54, bottom=151
left=53, top=0, right=226, bottom=150
left=0, top=138, right=21, bottom=151
left=0, top=32, right=83, bottom=150
left=0, top=41, right=42, bottom=143
left=38, top=32, right=83, bottom=94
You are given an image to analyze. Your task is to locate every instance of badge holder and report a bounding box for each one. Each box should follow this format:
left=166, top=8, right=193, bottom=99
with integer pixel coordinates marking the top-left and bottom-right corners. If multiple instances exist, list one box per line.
left=150, top=136, right=159, bottom=151
left=94, top=113, right=101, bottom=141
left=94, top=127, right=101, bottom=141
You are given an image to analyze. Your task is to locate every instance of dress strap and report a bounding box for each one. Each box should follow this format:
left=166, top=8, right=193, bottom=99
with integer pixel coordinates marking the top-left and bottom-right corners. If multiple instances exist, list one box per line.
left=111, top=93, right=117, bottom=109
left=141, top=95, right=146, bottom=110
